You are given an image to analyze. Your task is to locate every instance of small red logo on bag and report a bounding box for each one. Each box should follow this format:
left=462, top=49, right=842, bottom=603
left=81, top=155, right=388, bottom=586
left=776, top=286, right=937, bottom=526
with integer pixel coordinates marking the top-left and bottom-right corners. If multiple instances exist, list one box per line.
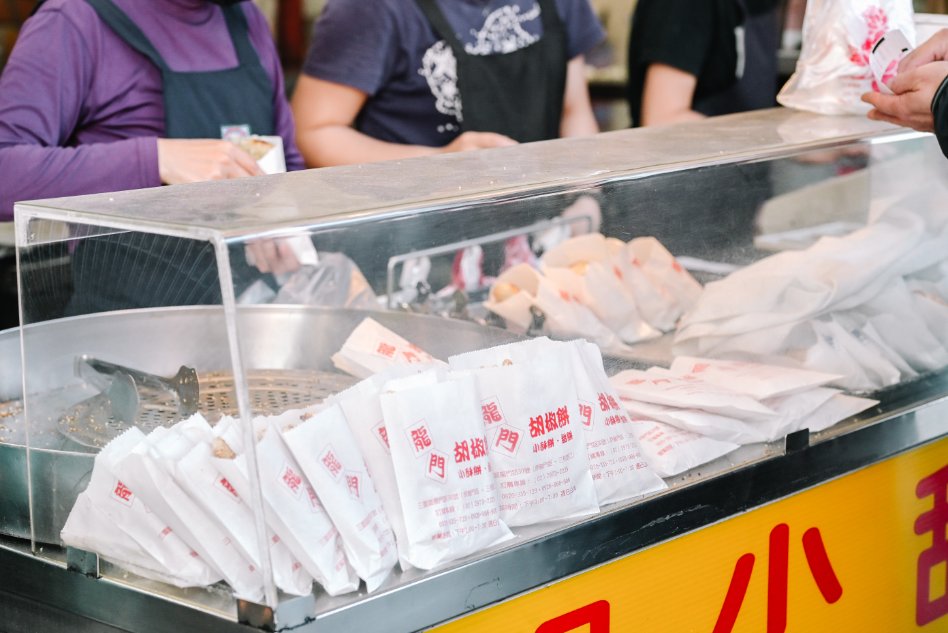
left=426, top=451, right=448, bottom=483
left=579, top=401, right=594, bottom=428
left=408, top=421, right=434, bottom=456
left=373, top=421, right=391, bottom=452
left=281, top=465, right=304, bottom=496
left=320, top=447, right=344, bottom=480
left=481, top=398, right=505, bottom=426
left=376, top=341, right=396, bottom=358
left=217, top=477, right=240, bottom=501
left=345, top=472, right=361, bottom=500
left=112, top=480, right=134, bottom=506
left=494, top=425, right=521, bottom=457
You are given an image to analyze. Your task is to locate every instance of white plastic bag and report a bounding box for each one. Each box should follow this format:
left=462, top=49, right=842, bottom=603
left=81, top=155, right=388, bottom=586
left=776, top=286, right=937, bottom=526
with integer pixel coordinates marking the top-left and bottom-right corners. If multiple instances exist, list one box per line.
left=777, top=0, right=915, bottom=114
left=379, top=370, right=513, bottom=569
left=611, top=370, right=776, bottom=420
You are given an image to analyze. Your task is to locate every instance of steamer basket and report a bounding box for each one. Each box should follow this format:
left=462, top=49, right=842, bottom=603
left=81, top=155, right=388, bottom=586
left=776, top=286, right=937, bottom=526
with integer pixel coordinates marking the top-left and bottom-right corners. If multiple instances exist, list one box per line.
left=0, top=305, right=523, bottom=544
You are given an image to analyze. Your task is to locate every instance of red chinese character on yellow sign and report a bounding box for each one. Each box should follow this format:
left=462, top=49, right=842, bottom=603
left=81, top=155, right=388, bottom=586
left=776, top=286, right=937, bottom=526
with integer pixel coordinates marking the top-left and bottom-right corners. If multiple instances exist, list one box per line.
left=713, top=524, right=842, bottom=633
left=916, top=464, right=948, bottom=626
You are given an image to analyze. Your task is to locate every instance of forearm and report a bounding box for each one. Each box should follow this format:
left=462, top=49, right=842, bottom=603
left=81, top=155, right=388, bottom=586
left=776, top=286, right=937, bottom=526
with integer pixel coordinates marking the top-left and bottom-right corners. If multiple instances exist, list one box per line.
left=297, top=125, right=440, bottom=168
left=0, top=137, right=160, bottom=220
left=559, top=56, right=599, bottom=138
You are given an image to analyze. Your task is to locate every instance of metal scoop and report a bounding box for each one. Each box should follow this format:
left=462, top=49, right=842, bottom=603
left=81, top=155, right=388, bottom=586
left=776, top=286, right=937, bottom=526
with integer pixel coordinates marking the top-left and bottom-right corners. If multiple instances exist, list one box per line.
left=75, top=355, right=200, bottom=418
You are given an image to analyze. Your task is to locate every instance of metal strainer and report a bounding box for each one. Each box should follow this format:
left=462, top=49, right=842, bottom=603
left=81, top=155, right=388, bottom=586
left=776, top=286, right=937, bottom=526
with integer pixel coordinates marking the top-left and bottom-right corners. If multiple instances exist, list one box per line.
left=58, top=368, right=357, bottom=449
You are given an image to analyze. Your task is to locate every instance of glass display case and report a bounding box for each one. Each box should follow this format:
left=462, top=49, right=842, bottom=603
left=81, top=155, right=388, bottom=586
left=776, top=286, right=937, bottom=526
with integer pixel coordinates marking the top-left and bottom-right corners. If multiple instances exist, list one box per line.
left=2, top=108, right=947, bottom=633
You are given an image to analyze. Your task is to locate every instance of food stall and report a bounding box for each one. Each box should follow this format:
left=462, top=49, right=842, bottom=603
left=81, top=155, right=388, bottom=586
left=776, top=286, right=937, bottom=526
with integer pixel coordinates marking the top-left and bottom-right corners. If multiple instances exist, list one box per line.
left=1, top=108, right=946, bottom=633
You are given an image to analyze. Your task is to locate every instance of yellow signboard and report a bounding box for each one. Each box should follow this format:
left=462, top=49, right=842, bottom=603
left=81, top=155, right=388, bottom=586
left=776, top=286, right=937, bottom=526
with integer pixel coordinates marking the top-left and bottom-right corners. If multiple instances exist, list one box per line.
left=433, top=438, right=948, bottom=632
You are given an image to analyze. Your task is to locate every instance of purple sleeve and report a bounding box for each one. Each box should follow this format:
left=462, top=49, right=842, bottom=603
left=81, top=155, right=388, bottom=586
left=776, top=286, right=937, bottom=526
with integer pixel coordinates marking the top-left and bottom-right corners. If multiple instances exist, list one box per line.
left=243, top=4, right=304, bottom=172
left=301, top=0, right=399, bottom=96
left=0, top=8, right=160, bottom=220
left=557, top=0, right=605, bottom=59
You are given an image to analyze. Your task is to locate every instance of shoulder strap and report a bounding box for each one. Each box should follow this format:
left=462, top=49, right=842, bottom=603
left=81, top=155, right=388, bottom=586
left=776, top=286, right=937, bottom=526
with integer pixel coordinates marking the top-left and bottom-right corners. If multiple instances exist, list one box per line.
left=414, top=0, right=465, bottom=52
left=535, top=0, right=563, bottom=32
left=83, top=0, right=169, bottom=71
left=221, top=3, right=258, bottom=67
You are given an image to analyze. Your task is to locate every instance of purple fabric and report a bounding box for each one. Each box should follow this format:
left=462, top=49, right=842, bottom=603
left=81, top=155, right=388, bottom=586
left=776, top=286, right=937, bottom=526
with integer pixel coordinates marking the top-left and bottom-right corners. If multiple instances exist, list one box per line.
left=303, top=0, right=604, bottom=146
left=0, top=0, right=302, bottom=221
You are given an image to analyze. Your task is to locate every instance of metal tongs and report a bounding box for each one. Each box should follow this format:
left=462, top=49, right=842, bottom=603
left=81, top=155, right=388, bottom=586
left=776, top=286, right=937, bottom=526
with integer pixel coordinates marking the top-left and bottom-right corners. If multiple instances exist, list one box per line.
left=75, top=355, right=199, bottom=423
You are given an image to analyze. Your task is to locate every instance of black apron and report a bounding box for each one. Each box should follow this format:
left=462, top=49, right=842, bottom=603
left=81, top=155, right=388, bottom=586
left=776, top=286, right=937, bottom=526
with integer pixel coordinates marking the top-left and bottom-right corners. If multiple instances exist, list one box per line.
left=694, top=0, right=779, bottom=117
left=414, top=0, right=568, bottom=143
left=68, top=0, right=274, bottom=315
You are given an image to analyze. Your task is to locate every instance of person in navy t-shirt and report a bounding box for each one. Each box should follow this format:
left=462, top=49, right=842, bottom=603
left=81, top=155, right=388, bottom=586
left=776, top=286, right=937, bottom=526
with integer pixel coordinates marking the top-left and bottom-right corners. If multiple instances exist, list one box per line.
left=292, top=0, right=605, bottom=167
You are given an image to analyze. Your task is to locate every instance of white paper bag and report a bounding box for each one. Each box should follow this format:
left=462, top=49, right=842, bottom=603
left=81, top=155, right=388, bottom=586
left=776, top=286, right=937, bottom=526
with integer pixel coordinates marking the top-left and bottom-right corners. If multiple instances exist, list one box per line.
left=62, top=428, right=220, bottom=588
left=283, top=405, right=398, bottom=591
left=485, top=263, right=622, bottom=350
left=331, top=366, right=434, bottom=571
left=380, top=371, right=513, bottom=569
left=449, top=347, right=599, bottom=526
left=669, top=357, right=843, bottom=400
left=332, top=317, right=441, bottom=379
left=611, top=370, right=776, bottom=420
left=113, top=427, right=264, bottom=600
left=627, top=417, right=740, bottom=478
left=542, top=234, right=660, bottom=344
left=215, top=415, right=358, bottom=597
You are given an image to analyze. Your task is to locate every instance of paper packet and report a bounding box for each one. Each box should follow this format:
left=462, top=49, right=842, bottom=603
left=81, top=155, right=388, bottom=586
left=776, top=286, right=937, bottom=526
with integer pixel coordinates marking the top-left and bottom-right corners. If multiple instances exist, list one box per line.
left=449, top=344, right=599, bottom=526
left=611, top=370, right=776, bottom=420
left=541, top=234, right=660, bottom=344
left=485, top=263, right=621, bottom=350
left=669, top=357, right=843, bottom=400
left=112, top=426, right=264, bottom=600
left=283, top=404, right=398, bottom=591
left=62, top=428, right=220, bottom=588
left=332, top=317, right=442, bottom=379
left=627, top=417, right=740, bottom=478
left=380, top=370, right=513, bottom=569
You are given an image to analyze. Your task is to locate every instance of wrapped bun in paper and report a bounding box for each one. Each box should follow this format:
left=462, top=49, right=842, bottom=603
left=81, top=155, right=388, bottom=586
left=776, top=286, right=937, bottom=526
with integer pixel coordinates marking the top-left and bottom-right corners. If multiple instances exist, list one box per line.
left=332, top=317, right=442, bottom=379
left=542, top=234, right=660, bottom=344
left=283, top=404, right=398, bottom=592
left=485, top=263, right=622, bottom=351
left=380, top=370, right=513, bottom=569
left=61, top=428, right=220, bottom=588
left=612, top=237, right=702, bottom=332
left=112, top=427, right=265, bottom=601
left=331, top=365, right=438, bottom=571
left=449, top=343, right=599, bottom=526
left=626, top=417, right=740, bottom=478
left=451, top=338, right=666, bottom=504
left=214, top=413, right=356, bottom=597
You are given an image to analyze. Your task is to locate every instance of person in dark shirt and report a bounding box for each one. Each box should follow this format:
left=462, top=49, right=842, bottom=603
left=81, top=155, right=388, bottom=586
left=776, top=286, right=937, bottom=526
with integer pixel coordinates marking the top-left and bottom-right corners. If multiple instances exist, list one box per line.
left=862, top=28, right=948, bottom=159
left=626, top=0, right=781, bottom=127
left=291, top=0, right=605, bottom=167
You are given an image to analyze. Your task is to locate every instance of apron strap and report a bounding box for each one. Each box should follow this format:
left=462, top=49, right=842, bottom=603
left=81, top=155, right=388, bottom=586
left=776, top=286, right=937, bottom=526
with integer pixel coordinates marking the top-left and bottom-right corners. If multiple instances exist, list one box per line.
left=414, top=0, right=466, bottom=52
left=221, top=4, right=258, bottom=68
left=535, top=0, right=563, bottom=33
left=83, top=0, right=169, bottom=71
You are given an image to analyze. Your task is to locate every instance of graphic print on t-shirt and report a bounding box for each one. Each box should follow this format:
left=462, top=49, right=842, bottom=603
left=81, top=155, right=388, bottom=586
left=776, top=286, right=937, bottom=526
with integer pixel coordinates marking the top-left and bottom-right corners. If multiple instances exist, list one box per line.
left=418, top=1, right=542, bottom=133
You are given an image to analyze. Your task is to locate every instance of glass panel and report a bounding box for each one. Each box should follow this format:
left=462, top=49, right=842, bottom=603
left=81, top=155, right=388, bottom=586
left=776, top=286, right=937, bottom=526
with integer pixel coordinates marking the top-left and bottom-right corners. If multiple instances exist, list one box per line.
left=7, top=112, right=947, bottom=626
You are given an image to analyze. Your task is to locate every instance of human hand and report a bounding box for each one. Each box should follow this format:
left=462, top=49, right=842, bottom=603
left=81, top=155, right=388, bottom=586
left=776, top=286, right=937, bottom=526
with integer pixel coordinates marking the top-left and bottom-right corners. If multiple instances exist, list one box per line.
left=439, top=131, right=518, bottom=154
left=861, top=62, right=948, bottom=132
left=157, top=138, right=264, bottom=185
left=899, top=28, right=948, bottom=73
left=245, top=239, right=301, bottom=275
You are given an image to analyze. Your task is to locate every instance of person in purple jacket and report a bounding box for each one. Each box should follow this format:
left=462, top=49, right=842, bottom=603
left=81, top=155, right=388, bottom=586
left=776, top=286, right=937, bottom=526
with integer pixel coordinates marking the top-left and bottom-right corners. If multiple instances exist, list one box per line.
left=0, top=0, right=302, bottom=312
left=291, top=0, right=604, bottom=167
